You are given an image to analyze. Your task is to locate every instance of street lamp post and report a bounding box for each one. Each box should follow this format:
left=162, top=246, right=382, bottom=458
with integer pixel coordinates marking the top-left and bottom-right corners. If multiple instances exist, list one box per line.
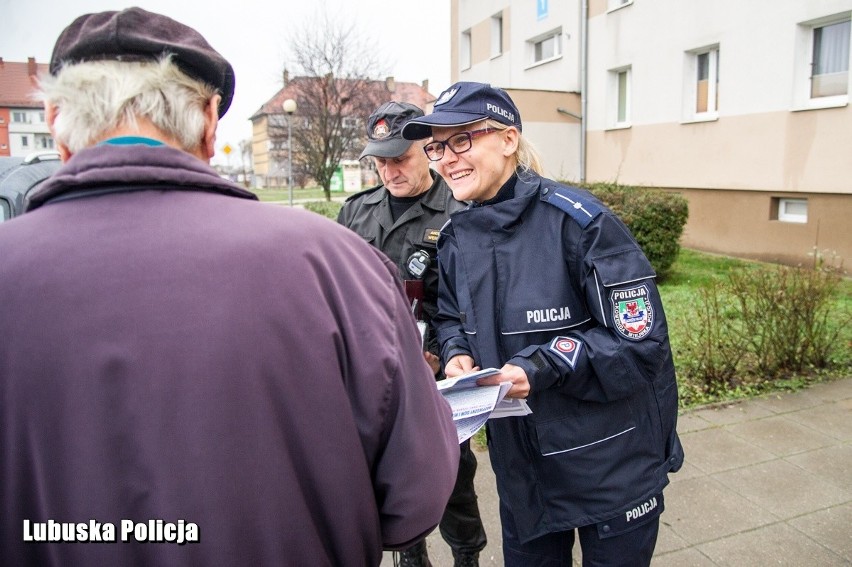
left=283, top=98, right=297, bottom=207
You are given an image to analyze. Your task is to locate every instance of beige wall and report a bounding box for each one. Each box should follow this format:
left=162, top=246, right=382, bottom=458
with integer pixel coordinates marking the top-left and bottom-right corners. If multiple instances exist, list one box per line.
left=508, top=89, right=583, bottom=180
left=670, top=188, right=850, bottom=267
left=587, top=108, right=852, bottom=194
left=588, top=0, right=608, bottom=19
left=471, top=19, right=491, bottom=68
left=252, top=117, right=270, bottom=177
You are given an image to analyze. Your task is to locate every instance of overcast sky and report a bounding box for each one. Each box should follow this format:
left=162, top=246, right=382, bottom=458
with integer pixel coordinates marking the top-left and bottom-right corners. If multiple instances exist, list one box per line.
left=0, top=0, right=451, bottom=165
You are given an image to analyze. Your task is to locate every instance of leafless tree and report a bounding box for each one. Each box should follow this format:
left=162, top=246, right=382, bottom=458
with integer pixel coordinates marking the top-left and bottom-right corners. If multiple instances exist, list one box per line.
left=283, top=11, right=388, bottom=201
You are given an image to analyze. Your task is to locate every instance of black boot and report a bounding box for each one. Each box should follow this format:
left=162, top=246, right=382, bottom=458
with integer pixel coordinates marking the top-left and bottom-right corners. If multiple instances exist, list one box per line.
left=397, top=540, right=432, bottom=567
left=452, top=549, right=480, bottom=567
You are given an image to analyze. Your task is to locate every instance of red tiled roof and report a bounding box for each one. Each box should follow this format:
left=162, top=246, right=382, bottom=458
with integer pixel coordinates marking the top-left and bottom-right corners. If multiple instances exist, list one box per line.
left=0, top=59, right=49, bottom=108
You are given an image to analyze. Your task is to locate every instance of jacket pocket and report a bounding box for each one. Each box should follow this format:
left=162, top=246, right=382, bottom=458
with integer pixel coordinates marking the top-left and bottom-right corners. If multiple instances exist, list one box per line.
left=534, top=398, right=637, bottom=457
left=591, top=248, right=655, bottom=287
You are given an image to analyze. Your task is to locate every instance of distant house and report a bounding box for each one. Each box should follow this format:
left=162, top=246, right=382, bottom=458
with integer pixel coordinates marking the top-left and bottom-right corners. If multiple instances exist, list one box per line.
left=0, top=58, right=54, bottom=158
left=451, top=0, right=851, bottom=267
left=250, top=74, right=434, bottom=189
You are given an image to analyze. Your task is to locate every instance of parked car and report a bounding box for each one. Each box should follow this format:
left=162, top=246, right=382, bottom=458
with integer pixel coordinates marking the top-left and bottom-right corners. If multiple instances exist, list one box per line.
left=0, top=151, right=62, bottom=222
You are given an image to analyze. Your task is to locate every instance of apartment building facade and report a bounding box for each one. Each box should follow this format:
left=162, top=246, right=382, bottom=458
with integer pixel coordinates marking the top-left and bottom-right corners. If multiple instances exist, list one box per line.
left=0, top=58, right=54, bottom=158
left=251, top=75, right=434, bottom=189
left=452, top=0, right=852, bottom=267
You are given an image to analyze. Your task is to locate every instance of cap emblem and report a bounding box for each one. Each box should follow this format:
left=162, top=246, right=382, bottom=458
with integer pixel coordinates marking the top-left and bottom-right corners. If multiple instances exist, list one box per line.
left=373, top=119, right=390, bottom=139
left=435, top=88, right=459, bottom=106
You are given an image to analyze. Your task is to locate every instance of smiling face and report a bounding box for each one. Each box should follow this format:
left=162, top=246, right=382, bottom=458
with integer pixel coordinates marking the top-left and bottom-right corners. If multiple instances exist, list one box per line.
left=373, top=142, right=433, bottom=198
left=429, top=121, right=519, bottom=203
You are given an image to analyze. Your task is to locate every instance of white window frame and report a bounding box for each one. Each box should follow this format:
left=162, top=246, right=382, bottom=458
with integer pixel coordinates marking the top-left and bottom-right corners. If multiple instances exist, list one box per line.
left=460, top=29, right=472, bottom=71
left=342, top=116, right=360, bottom=129
left=491, top=13, right=503, bottom=59
left=608, top=66, right=632, bottom=129
left=777, top=198, right=808, bottom=223
left=20, top=135, right=29, bottom=148
left=682, top=45, right=720, bottom=123
left=811, top=19, right=850, bottom=98
left=793, top=12, right=851, bottom=111
left=527, top=28, right=563, bottom=68
left=607, top=0, right=633, bottom=13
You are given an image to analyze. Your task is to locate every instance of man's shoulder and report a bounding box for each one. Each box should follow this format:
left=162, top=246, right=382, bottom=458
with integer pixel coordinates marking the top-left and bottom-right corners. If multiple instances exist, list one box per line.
left=343, top=184, right=384, bottom=205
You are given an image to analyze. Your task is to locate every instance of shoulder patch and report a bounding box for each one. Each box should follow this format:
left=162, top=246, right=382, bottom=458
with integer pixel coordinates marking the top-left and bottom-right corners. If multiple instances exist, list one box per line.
left=543, top=185, right=603, bottom=228
left=610, top=284, right=654, bottom=340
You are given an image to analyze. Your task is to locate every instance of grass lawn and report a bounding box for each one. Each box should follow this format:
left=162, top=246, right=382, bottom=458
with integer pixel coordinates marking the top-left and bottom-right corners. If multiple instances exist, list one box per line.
left=250, top=186, right=354, bottom=202
left=660, top=248, right=851, bottom=408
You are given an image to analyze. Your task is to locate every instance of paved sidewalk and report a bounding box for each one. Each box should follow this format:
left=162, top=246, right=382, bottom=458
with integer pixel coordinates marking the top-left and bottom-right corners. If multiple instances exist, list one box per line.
left=383, top=377, right=852, bottom=566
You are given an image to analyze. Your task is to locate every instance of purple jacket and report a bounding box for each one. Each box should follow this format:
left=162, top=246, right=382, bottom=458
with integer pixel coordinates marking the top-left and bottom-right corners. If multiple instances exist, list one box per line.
left=0, top=143, right=459, bottom=566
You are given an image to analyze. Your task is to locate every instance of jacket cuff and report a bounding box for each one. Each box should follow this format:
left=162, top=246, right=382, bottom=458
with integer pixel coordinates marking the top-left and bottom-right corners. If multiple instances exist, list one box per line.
left=509, top=345, right=559, bottom=394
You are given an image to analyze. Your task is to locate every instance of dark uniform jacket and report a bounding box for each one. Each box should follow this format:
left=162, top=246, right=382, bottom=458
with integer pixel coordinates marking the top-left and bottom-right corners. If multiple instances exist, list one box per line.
left=435, top=171, right=684, bottom=544
left=337, top=171, right=467, bottom=356
left=0, top=143, right=459, bottom=566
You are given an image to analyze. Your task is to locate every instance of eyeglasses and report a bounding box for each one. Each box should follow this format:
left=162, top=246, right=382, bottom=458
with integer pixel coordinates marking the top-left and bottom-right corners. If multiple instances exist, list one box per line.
left=423, top=128, right=496, bottom=162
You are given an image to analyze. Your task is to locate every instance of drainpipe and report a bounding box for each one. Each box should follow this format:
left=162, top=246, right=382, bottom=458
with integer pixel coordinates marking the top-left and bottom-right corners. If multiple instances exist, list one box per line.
left=580, top=0, right=588, bottom=183
left=562, top=2, right=588, bottom=183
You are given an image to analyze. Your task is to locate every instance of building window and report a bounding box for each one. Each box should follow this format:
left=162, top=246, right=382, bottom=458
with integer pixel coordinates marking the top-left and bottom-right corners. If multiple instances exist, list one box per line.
left=21, top=136, right=29, bottom=148
left=794, top=14, right=851, bottom=110
left=529, top=28, right=562, bottom=66
left=38, top=136, right=55, bottom=150
left=12, top=111, right=27, bottom=123
left=491, top=13, right=503, bottom=58
left=607, top=0, right=633, bottom=12
left=342, top=116, right=360, bottom=129
left=776, top=198, right=808, bottom=223
left=460, top=29, right=472, bottom=70
left=696, top=48, right=720, bottom=114
left=609, top=67, right=632, bottom=127
left=811, top=19, right=850, bottom=98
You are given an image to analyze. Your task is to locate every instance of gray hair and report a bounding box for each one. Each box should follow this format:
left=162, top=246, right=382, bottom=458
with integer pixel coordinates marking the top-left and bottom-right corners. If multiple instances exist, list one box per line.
left=485, top=119, right=544, bottom=175
left=39, top=56, right=217, bottom=154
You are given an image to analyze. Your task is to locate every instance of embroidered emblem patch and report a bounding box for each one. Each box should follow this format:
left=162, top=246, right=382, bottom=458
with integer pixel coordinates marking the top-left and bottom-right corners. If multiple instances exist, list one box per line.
left=435, top=87, right=459, bottom=106
left=373, top=119, right=390, bottom=139
left=610, top=284, right=654, bottom=340
left=423, top=228, right=441, bottom=244
left=548, top=337, right=583, bottom=369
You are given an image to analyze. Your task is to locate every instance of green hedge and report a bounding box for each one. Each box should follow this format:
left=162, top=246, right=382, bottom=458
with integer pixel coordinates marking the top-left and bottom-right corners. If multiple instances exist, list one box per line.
left=303, top=183, right=688, bottom=280
left=576, top=182, right=689, bottom=281
left=302, top=201, right=344, bottom=220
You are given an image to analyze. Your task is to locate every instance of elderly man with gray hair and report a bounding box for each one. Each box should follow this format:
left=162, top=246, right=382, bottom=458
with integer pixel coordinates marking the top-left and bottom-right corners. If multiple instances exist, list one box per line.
left=0, top=8, right=459, bottom=566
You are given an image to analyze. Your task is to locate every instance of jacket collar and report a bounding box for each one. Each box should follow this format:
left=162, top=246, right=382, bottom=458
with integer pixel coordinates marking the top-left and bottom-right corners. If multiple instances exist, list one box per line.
left=362, top=170, right=451, bottom=212
left=456, top=170, right=543, bottom=234
left=27, top=143, right=257, bottom=211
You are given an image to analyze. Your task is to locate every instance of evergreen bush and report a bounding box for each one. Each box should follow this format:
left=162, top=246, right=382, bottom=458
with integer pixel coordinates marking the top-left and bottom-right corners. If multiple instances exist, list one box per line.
left=575, top=182, right=689, bottom=281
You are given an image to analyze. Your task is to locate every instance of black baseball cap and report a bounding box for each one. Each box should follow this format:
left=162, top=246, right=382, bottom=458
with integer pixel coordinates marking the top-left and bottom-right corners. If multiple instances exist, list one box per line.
left=402, top=82, right=522, bottom=140
left=359, top=101, right=424, bottom=160
left=49, top=7, right=236, bottom=118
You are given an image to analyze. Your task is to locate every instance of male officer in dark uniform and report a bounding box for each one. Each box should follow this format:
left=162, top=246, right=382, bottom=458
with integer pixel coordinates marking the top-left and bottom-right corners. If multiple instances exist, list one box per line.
left=337, top=101, right=486, bottom=567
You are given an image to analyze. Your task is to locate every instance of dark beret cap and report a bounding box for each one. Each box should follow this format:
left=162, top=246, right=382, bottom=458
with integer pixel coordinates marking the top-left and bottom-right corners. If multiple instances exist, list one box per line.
left=49, top=7, right=235, bottom=118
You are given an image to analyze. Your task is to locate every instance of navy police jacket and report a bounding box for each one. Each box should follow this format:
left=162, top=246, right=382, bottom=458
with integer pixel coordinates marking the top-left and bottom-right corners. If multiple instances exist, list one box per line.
left=434, top=171, right=684, bottom=543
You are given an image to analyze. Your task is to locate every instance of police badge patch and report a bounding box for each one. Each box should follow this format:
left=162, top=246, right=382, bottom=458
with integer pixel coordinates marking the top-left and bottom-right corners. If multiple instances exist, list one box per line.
left=372, top=119, right=390, bottom=139
left=610, top=284, right=654, bottom=340
left=548, top=336, right=583, bottom=369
